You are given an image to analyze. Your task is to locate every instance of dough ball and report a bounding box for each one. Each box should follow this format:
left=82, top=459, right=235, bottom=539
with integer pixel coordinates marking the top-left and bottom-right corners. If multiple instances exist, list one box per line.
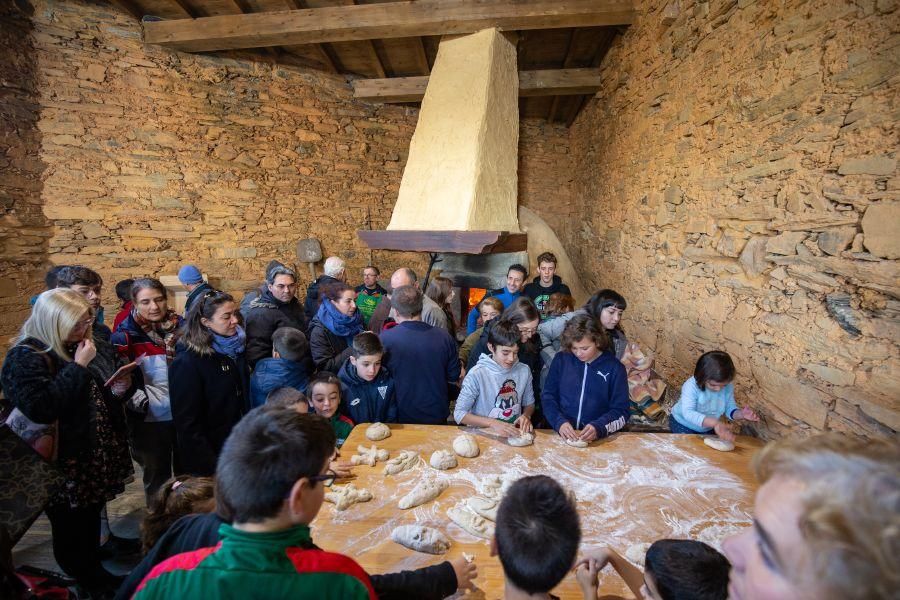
left=566, top=438, right=589, bottom=448
left=507, top=432, right=534, bottom=447
left=366, top=422, right=391, bottom=441
left=704, top=437, right=735, bottom=452
left=430, top=449, right=458, bottom=470
left=453, top=433, right=480, bottom=458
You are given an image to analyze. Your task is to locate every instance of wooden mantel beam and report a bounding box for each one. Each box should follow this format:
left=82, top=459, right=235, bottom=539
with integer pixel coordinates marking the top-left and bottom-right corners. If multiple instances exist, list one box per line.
left=352, top=68, right=602, bottom=103
left=143, top=0, right=635, bottom=53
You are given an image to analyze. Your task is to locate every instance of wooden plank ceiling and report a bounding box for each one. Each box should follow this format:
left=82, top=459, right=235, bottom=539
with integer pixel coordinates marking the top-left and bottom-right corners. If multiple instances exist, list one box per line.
left=109, top=0, right=630, bottom=126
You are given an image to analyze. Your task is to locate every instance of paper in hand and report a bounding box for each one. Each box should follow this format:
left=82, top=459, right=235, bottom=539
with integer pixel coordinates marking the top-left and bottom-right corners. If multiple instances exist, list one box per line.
left=104, top=357, right=141, bottom=387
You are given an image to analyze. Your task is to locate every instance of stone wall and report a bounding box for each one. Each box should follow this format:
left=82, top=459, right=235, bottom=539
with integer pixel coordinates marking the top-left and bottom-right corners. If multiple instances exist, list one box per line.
left=564, top=0, right=898, bottom=438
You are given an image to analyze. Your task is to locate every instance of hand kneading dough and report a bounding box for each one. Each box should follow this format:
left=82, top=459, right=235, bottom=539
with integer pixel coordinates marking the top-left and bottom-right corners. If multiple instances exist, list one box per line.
left=325, top=484, right=372, bottom=511
left=391, top=525, right=451, bottom=554
left=365, top=422, right=391, bottom=441
left=448, top=506, right=494, bottom=539
left=383, top=450, right=420, bottom=475
left=566, top=438, right=589, bottom=448
left=398, top=478, right=448, bottom=509
left=507, top=432, right=534, bottom=447
left=453, top=433, right=480, bottom=458
left=625, top=542, right=652, bottom=567
left=430, top=449, right=458, bottom=470
left=704, top=436, right=735, bottom=452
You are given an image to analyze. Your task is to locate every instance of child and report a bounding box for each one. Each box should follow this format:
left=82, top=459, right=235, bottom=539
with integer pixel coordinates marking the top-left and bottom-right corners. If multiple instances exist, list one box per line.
left=454, top=320, right=535, bottom=438
left=113, top=277, right=134, bottom=332
left=307, top=371, right=354, bottom=448
left=669, top=351, right=758, bottom=441
left=542, top=315, right=629, bottom=443
left=575, top=540, right=730, bottom=600
left=338, top=332, right=398, bottom=424
left=249, top=327, right=310, bottom=408
left=141, top=476, right=216, bottom=554
left=493, top=475, right=580, bottom=598
left=523, top=252, right=572, bottom=318
left=460, top=296, right=504, bottom=366
left=133, top=410, right=377, bottom=599
left=265, top=387, right=309, bottom=412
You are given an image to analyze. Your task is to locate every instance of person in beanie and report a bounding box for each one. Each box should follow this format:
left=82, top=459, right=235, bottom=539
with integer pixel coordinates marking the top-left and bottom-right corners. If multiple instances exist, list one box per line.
left=178, top=265, right=212, bottom=314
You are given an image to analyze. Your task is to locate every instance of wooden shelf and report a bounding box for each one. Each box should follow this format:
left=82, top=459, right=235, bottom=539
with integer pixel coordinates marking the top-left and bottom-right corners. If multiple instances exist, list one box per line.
left=357, top=230, right=527, bottom=254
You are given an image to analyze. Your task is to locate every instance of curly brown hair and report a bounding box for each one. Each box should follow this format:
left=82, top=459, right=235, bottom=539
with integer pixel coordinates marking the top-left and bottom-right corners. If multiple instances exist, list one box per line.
left=560, top=314, right=610, bottom=353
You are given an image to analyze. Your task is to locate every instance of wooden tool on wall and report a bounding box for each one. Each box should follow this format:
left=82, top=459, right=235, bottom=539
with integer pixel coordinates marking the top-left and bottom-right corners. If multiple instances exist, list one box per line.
left=297, top=238, right=322, bottom=281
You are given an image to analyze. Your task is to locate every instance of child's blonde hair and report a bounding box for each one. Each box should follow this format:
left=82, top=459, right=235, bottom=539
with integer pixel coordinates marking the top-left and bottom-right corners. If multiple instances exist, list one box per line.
left=753, top=434, right=900, bottom=599
left=15, top=288, right=92, bottom=360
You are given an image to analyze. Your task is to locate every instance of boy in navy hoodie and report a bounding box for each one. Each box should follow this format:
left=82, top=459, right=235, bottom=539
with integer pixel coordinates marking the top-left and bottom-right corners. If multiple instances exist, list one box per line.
left=542, top=314, right=629, bottom=443
left=250, top=327, right=310, bottom=407
left=338, top=332, right=398, bottom=424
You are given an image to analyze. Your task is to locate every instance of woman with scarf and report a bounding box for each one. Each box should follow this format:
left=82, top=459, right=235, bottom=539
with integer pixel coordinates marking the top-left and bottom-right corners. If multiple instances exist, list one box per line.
left=2, top=289, right=133, bottom=596
left=308, top=282, right=363, bottom=373
left=169, top=290, right=249, bottom=477
left=111, top=278, right=183, bottom=505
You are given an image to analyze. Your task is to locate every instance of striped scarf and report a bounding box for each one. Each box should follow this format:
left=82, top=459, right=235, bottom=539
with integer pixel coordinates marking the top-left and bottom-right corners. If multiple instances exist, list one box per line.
left=132, top=308, right=181, bottom=365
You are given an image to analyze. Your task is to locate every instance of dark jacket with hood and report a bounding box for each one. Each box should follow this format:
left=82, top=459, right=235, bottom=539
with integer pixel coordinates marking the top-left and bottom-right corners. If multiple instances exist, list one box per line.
left=337, top=357, right=398, bottom=424
left=308, top=316, right=354, bottom=374
left=244, top=289, right=308, bottom=368
left=184, top=281, right=213, bottom=315
left=169, top=342, right=249, bottom=476
left=304, top=274, right=341, bottom=322
left=523, top=275, right=571, bottom=316
left=249, top=357, right=310, bottom=408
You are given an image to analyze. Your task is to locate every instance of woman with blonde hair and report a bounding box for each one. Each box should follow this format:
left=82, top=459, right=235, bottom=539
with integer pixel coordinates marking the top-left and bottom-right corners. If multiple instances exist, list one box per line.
left=1, top=288, right=132, bottom=596
left=723, top=434, right=899, bottom=599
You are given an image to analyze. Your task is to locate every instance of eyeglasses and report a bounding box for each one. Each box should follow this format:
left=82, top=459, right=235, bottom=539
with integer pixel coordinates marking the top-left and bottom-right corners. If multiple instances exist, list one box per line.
left=517, top=326, right=537, bottom=335
left=309, top=469, right=337, bottom=487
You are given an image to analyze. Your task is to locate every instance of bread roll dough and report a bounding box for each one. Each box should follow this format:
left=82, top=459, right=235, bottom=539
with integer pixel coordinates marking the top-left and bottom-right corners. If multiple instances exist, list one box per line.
left=566, top=439, right=589, bottom=448
left=448, top=506, right=494, bottom=539
left=704, top=437, right=735, bottom=452
left=430, top=449, right=458, bottom=470
left=466, top=496, right=499, bottom=521
left=366, top=422, right=391, bottom=441
left=507, top=432, right=534, bottom=447
left=398, top=478, right=448, bottom=509
left=383, top=450, right=420, bottom=475
left=453, top=433, right=480, bottom=458
left=391, top=525, right=451, bottom=554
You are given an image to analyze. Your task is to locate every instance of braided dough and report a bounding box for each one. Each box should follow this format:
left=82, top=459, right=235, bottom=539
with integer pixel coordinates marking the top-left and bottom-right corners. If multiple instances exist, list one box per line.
left=383, top=450, right=420, bottom=475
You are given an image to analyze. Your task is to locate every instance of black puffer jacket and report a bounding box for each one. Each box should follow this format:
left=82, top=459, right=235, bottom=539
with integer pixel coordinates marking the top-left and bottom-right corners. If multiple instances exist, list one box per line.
left=308, top=316, right=353, bottom=374
left=244, top=289, right=308, bottom=368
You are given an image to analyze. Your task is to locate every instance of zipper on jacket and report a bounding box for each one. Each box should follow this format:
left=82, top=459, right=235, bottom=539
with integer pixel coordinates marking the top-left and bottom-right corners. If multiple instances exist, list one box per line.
left=575, top=362, right=588, bottom=429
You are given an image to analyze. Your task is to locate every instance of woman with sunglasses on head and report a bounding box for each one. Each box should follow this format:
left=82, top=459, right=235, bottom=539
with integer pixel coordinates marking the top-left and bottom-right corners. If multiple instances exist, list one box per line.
left=169, top=290, right=249, bottom=477
left=111, top=278, right=183, bottom=505
left=1, top=289, right=133, bottom=597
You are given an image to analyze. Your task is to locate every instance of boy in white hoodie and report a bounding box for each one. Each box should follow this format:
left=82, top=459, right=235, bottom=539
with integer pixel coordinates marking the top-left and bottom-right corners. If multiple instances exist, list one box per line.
left=454, top=320, right=535, bottom=438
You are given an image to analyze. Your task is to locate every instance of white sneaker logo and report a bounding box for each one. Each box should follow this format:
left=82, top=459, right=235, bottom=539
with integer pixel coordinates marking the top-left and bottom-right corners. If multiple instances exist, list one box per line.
left=596, top=371, right=609, bottom=382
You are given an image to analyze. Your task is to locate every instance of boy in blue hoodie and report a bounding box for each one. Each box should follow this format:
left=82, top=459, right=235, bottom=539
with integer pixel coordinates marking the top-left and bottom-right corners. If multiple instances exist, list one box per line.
left=338, top=332, right=398, bottom=424
left=542, top=314, right=629, bottom=443
left=250, top=327, right=310, bottom=407
left=454, top=320, right=534, bottom=438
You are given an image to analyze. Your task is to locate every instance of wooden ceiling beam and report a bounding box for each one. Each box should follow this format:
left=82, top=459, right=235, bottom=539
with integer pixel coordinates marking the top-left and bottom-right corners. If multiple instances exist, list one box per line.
left=547, top=27, right=579, bottom=123
left=107, top=0, right=143, bottom=20
left=413, top=38, right=431, bottom=75
left=143, top=0, right=636, bottom=53
left=564, top=29, right=618, bottom=127
left=284, top=0, right=339, bottom=73
left=170, top=0, right=202, bottom=18
left=353, top=68, right=602, bottom=103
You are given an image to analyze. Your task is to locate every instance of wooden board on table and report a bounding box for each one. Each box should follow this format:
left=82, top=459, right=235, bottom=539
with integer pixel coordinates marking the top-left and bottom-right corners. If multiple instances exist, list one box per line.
left=317, top=425, right=764, bottom=599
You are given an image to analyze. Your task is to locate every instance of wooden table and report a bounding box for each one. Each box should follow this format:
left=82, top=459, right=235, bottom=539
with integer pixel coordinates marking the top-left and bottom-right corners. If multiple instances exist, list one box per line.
left=314, top=425, right=764, bottom=599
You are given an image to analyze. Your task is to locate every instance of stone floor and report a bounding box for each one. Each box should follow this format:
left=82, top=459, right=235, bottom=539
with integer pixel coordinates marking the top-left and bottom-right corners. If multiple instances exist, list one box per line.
left=12, top=464, right=147, bottom=577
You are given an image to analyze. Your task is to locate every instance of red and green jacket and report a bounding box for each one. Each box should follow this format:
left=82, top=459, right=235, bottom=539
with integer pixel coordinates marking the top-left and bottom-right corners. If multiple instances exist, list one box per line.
left=133, top=523, right=376, bottom=600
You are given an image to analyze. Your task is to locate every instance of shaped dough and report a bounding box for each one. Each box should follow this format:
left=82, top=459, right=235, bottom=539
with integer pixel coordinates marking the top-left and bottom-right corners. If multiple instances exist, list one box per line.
left=625, top=542, right=652, bottom=567
left=350, top=444, right=390, bottom=466
left=430, top=449, right=458, bottom=470
left=391, top=525, right=451, bottom=554
left=466, top=496, right=499, bottom=521
left=399, top=478, right=448, bottom=509
left=448, top=506, right=494, bottom=539
left=366, top=422, right=391, bottom=441
left=507, top=432, right=534, bottom=447
left=325, top=483, right=372, bottom=511
left=566, top=439, right=589, bottom=448
left=383, top=450, right=420, bottom=475
left=704, top=437, right=735, bottom=452
left=453, top=433, right=480, bottom=458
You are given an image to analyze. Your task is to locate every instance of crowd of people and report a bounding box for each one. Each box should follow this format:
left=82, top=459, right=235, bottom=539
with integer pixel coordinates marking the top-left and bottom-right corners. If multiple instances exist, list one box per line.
left=1, top=255, right=896, bottom=599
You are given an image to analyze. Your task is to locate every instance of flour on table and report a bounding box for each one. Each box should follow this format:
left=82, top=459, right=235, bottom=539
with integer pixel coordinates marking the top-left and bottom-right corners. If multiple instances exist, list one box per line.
left=325, top=483, right=372, bottom=511
left=448, top=505, right=494, bottom=539
left=507, top=432, right=534, bottom=447
left=366, top=422, right=391, bottom=441
left=351, top=444, right=390, bottom=466
left=430, top=449, right=458, bottom=470
left=398, top=478, right=448, bottom=509
left=390, top=525, right=451, bottom=554
left=383, top=450, right=420, bottom=475
left=704, top=437, right=735, bottom=452
left=453, top=433, right=480, bottom=458
left=625, top=542, right=652, bottom=566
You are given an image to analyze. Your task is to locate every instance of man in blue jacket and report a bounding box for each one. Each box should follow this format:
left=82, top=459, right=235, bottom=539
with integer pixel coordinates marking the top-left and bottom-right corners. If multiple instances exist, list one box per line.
left=542, top=314, right=629, bottom=442
left=465, top=264, right=527, bottom=335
